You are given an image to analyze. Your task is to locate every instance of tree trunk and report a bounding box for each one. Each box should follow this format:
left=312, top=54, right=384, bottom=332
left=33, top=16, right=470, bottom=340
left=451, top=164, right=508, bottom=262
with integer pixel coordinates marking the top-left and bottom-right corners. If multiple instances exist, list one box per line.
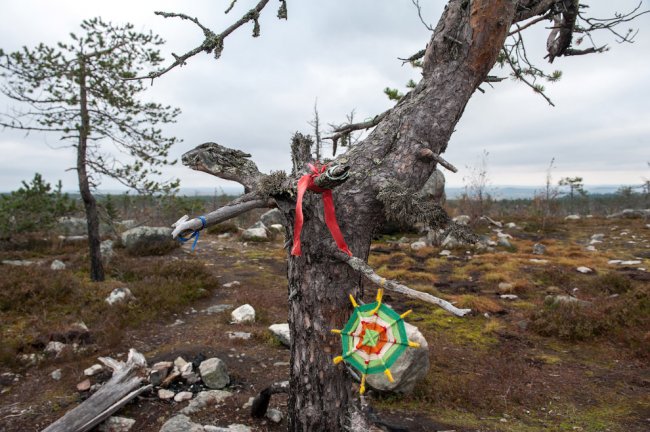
left=77, top=57, right=104, bottom=282
left=283, top=1, right=517, bottom=429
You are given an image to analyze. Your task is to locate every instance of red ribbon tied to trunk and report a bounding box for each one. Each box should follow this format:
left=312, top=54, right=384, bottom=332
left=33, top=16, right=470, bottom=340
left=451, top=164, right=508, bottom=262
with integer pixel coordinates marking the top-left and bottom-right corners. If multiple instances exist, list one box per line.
left=291, top=163, right=352, bottom=257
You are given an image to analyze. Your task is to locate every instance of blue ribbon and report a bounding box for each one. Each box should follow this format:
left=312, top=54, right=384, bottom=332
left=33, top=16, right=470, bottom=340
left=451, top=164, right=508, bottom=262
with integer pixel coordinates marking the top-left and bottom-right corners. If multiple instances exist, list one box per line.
left=177, top=216, right=207, bottom=252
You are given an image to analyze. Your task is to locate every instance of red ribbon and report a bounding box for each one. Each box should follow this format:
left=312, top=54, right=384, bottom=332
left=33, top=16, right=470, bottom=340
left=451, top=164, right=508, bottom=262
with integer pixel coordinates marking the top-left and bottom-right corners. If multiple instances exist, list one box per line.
left=291, top=163, right=352, bottom=257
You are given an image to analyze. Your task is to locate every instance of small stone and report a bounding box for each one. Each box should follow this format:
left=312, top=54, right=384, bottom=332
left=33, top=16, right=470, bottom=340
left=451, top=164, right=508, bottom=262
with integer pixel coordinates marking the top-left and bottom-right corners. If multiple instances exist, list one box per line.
left=576, top=266, right=593, bottom=274
left=169, top=319, right=185, bottom=327
left=268, top=323, right=291, bottom=347
left=51, top=369, right=62, bottom=381
left=565, top=214, right=581, bottom=220
left=453, top=215, right=471, bottom=225
left=242, top=396, right=255, bottom=409
left=181, top=390, right=232, bottom=415
left=45, top=341, right=66, bottom=356
left=231, top=304, right=255, bottom=323
left=266, top=408, right=283, bottom=423
left=505, top=222, right=517, bottom=229
left=158, top=389, right=175, bottom=400
left=439, top=249, right=451, bottom=257
left=205, top=304, right=233, bottom=314
left=174, top=391, right=193, bottom=402
left=50, top=259, right=66, bottom=270
left=585, top=245, right=597, bottom=252
left=410, top=241, right=426, bottom=251
left=608, top=260, right=622, bottom=265
left=273, top=361, right=290, bottom=367
left=98, top=416, right=136, bottom=432
left=532, top=243, right=546, bottom=255
left=500, top=294, right=519, bottom=300
left=84, top=364, right=103, bottom=376
left=241, top=225, right=268, bottom=242
left=105, top=287, right=135, bottom=305
left=174, top=357, right=188, bottom=369
left=498, top=238, right=512, bottom=249
left=199, top=358, right=230, bottom=389
left=159, top=415, right=204, bottom=432
left=620, top=260, right=642, bottom=265
left=77, top=379, right=91, bottom=392
left=180, top=363, right=199, bottom=384
left=222, top=281, right=241, bottom=289
left=228, top=332, right=251, bottom=340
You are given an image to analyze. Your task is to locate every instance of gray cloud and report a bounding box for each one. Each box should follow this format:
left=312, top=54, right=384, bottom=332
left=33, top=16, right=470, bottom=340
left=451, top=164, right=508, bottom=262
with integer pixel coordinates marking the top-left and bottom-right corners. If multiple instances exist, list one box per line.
left=1, top=0, right=649, bottom=193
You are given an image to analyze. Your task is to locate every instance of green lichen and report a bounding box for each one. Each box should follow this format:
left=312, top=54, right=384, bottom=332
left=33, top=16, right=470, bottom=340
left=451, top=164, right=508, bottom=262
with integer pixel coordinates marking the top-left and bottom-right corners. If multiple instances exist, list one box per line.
left=377, top=181, right=451, bottom=229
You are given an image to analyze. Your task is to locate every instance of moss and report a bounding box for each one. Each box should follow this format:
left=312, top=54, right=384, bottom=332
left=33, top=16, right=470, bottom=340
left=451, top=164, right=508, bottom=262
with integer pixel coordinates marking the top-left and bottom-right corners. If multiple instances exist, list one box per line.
left=413, top=308, right=498, bottom=347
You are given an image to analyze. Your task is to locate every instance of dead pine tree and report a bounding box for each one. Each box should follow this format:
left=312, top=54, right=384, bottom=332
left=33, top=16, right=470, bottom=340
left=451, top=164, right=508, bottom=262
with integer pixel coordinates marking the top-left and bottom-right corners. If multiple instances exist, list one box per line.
left=130, top=1, right=648, bottom=430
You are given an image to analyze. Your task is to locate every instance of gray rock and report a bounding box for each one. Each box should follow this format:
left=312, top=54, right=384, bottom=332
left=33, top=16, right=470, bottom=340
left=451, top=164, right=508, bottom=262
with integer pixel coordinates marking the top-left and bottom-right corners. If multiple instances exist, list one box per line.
left=51, top=369, right=62, bottom=381
left=500, top=294, right=519, bottom=300
left=505, top=222, right=518, bottom=229
left=231, top=304, right=255, bottom=323
left=591, top=233, right=605, bottom=241
left=260, top=208, right=286, bottom=226
left=203, top=425, right=252, bottom=432
left=266, top=408, right=283, bottom=423
left=99, top=416, right=136, bottom=432
left=576, top=266, right=593, bottom=274
left=50, top=259, right=66, bottom=270
left=269, top=224, right=284, bottom=235
left=2, top=259, right=36, bottom=266
left=45, top=341, right=66, bottom=356
left=439, top=249, right=451, bottom=257
left=159, top=415, right=204, bottom=432
left=565, top=214, right=581, bottom=220
left=419, top=169, right=446, bottom=204
left=410, top=241, right=427, bottom=251
left=84, top=364, right=103, bottom=376
left=532, top=243, right=546, bottom=255
left=174, top=357, right=188, bottom=369
left=199, top=358, right=230, bottom=389
left=222, top=281, right=241, bottom=289
left=546, top=295, right=591, bottom=307
left=158, top=389, right=175, bottom=400
left=101, top=240, right=114, bottom=263
left=58, top=216, right=87, bottom=236
left=241, top=225, right=268, bottom=242
left=268, top=323, right=291, bottom=347
left=205, top=304, right=233, bottom=314
left=180, top=363, right=199, bottom=384
left=498, top=238, right=512, bottom=249
left=497, top=282, right=514, bottom=293
left=121, top=226, right=178, bottom=255
left=227, top=332, right=251, bottom=340
left=607, top=209, right=650, bottom=219
left=174, top=391, right=193, bottom=402
left=181, top=390, right=232, bottom=415
left=453, top=215, right=471, bottom=225
left=366, top=322, right=429, bottom=394
left=105, top=287, right=135, bottom=305
left=18, top=353, right=44, bottom=366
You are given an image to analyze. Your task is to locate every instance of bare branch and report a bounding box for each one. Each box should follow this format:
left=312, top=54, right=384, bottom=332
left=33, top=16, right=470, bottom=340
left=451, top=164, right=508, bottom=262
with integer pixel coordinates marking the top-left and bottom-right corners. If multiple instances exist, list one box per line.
left=398, top=49, right=426, bottom=65
left=410, top=0, right=434, bottom=31
left=127, top=0, right=273, bottom=81
left=333, top=250, right=471, bottom=317
left=508, top=13, right=551, bottom=36
left=323, top=109, right=390, bottom=154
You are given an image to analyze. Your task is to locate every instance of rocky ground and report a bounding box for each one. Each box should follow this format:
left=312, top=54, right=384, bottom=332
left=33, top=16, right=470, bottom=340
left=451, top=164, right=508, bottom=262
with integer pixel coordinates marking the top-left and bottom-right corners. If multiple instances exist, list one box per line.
left=0, top=213, right=649, bottom=431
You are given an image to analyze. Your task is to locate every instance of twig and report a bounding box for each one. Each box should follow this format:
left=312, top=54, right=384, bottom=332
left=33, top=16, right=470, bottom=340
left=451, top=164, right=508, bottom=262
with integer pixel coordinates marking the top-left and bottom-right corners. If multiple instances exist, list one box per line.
left=410, top=0, right=434, bottom=31
left=333, top=250, right=471, bottom=317
left=323, top=109, right=390, bottom=151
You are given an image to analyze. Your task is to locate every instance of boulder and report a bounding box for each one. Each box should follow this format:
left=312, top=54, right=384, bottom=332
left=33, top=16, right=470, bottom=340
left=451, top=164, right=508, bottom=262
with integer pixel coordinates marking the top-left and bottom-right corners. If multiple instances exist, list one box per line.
left=532, top=243, right=546, bottom=255
left=366, top=322, right=429, bottom=394
left=199, top=358, right=230, bottom=389
left=50, top=260, right=66, bottom=270
left=260, top=208, right=286, bottom=226
left=231, top=304, right=255, bottom=323
left=121, top=226, right=178, bottom=255
left=105, top=287, right=135, bottom=305
left=158, top=389, right=175, bottom=400
left=101, top=240, right=114, bottom=263
left=607, top=209, right=650, bottom=219
left=57, top=216, right=87, bottom=236
left=419, top=169, right=446, bottom=204
left=269, top=323, right=291, bottom=347
left=181, top=390, right=232, bottom=415
left=159, top=415, right=204, bottom=432
left=98, top=416, right=136, bottom=432
left=410, top=241, right=426, bottom=251
left=241, top=223, right=269, bottom=242
left=453, top=215, right=471, bottom=225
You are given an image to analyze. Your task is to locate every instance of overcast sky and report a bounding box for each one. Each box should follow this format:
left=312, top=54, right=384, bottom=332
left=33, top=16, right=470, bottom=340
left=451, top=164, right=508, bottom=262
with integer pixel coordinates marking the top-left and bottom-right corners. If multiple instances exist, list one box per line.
left=0, top=1, right=649, bottom=194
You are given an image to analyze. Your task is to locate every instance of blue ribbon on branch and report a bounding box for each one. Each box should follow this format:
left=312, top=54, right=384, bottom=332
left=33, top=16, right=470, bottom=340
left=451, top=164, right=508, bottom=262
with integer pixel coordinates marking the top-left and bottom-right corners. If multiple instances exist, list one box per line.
left=177, top=216, right=207, bottom=252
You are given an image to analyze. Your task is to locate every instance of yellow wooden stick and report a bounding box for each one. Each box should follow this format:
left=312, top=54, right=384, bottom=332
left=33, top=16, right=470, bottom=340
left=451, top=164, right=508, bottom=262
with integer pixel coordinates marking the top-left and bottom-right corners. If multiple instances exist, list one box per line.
left=349, top=294, right=359, bottom=308
left=333, top=356, right=343, bottom=365
left=400, top=309, right=413, bottom=319
left=384, top=369, right=394, bottom=382
left=360, top=374, right=366, bottom=395
left=331, top=329, right=341, bottom=334
left=408, top=340, right=420, bottom=348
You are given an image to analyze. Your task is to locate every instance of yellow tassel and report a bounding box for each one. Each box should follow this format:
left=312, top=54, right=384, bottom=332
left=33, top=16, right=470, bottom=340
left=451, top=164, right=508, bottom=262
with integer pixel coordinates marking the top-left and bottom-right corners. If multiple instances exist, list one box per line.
left=408, top=340, right=420, bottom=348
left=349, top=294, right=359, bottom=308
left=400, top=309, right=413, bottom=319
left=376, top=288, right=384, bottom=303
left=333, top=356, right=343, bottom=365
left=331, top=329, right=341, bottom=334
left=360, top=374, right=366, bottom=395
left=384, top=369, right=394, bottom=382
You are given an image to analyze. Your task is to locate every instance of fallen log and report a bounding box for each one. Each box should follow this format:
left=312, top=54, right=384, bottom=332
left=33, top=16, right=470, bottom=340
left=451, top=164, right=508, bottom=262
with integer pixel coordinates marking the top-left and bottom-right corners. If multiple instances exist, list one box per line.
left=43, top=349, right=149, bottom=432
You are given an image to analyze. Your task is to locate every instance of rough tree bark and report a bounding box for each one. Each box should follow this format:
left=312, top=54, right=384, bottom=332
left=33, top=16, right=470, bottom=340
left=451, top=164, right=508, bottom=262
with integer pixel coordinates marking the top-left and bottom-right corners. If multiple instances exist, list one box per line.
left=77, top=57, right=104, bottom=282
